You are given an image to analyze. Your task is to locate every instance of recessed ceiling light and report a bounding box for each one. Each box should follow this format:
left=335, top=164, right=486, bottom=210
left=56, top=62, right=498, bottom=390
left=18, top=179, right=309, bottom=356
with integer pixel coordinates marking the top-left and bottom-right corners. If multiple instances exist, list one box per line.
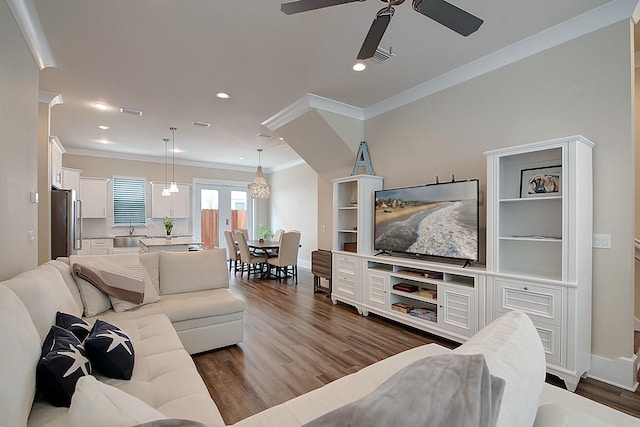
left=352, top=62, right=366, bottom=72
left=92, top=102, right=110, bottom=110
left=97, top=125, right=110, bottom=130
left=97, top=139, right=112, bottom=144
left=279, top=137, right=284, bottom=141
left=238, top=157, right=245, bottom=160
left=171, top=148, right=184, bottom=153
left=216, top=92, right=230, bottom=99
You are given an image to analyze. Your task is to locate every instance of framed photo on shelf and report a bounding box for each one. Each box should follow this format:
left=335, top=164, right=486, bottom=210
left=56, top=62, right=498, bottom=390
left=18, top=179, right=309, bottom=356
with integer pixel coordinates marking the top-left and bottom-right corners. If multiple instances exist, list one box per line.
left=520, top=165, right=562, bottom=198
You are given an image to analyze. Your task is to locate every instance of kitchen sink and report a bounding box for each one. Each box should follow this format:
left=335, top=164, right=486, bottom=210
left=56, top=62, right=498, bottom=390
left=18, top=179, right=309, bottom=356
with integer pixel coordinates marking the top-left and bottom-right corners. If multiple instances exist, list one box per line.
left=113, top=235, right=146, bottom=248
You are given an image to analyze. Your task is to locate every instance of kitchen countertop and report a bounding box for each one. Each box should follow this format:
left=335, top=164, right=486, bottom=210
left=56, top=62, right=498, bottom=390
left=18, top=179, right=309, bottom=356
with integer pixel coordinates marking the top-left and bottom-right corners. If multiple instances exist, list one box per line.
left=139, top=236, right=202, bottom=247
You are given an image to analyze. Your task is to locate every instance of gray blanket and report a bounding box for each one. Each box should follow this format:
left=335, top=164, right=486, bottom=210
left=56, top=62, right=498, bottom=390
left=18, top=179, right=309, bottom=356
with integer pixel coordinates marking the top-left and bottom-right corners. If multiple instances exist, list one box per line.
left=303, top=353, right=505, bottom=427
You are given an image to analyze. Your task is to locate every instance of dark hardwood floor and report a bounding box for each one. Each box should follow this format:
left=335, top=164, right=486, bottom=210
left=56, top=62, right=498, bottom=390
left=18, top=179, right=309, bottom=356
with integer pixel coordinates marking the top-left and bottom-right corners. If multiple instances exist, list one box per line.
left=193, top=268, right=640, bottom=425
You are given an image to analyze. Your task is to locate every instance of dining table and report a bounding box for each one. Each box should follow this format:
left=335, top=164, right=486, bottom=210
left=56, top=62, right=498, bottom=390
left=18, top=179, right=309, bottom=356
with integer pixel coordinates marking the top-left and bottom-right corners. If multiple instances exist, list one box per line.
left=247, top=240, right=279, bottom=257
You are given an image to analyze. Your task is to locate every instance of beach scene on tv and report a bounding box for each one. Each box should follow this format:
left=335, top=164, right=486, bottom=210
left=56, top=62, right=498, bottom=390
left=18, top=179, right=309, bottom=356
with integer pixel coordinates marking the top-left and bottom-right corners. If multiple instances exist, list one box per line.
left=374, top=181, right=479, bottom=261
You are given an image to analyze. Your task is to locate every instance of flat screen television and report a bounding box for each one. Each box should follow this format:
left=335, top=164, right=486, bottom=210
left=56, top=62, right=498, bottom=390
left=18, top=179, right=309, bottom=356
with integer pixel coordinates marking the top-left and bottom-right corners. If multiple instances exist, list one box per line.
left=374, top=180, right=479, bottom=262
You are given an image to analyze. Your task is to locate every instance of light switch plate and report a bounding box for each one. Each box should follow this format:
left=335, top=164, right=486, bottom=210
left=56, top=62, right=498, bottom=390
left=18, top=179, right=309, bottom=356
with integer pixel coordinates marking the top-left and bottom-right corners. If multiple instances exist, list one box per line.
left=592, top=234, right=611, bottom=248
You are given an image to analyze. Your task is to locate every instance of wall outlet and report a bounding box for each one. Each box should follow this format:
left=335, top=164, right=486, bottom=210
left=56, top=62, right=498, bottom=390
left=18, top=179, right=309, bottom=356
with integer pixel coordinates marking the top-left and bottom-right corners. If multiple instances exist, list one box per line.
left=28, top=230, right=35, bottom=242
left=592, top=234, right=611, bottom=249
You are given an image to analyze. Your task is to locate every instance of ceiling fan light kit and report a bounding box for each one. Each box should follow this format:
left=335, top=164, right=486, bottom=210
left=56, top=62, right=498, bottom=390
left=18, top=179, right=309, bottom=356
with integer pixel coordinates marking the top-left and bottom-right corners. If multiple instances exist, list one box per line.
left=281, top=0, right=483, bottom=60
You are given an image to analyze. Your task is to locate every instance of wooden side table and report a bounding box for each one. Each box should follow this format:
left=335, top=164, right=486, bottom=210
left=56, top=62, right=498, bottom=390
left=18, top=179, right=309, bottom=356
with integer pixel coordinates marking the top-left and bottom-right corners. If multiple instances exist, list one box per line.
left=311, top=249, right=332, bottom=294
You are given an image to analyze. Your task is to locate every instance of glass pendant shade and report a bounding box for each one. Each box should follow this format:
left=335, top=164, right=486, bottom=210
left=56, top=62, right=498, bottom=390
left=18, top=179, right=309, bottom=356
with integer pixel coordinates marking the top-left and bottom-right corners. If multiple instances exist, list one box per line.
left=162, top=187, right=171, bottom=196
left=169, top=181, right=179, bottom=193
left=248, top=149, right=271, bottom=199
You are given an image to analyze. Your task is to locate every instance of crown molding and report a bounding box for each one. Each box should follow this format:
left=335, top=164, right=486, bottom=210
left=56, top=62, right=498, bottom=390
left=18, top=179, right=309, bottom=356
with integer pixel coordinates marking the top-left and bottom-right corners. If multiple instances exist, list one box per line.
left=365, top=0, right=639, bottom=119
left=262, top=93, right=364, bottom=131
left=39, top=90, right=63, bottom=107
left=63, top=147, right=296, bottom=174
left=7, top=0, right=56, bottom=70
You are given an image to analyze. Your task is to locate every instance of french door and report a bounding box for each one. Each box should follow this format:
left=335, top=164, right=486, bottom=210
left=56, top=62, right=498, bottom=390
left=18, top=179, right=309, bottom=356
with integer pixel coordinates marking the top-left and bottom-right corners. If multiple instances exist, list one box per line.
left=194, top=182, right=250, bottom=250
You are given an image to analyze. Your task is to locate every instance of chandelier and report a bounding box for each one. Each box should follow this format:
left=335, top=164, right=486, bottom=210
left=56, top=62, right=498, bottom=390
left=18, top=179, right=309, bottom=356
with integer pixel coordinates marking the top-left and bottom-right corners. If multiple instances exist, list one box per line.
left=247, top=148, right=271, bottom=199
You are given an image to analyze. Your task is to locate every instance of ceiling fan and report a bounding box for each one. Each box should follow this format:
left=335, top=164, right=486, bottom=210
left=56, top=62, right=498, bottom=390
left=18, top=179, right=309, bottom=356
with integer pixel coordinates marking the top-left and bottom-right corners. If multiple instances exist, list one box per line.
left=281, top=0, right=484, bottom=60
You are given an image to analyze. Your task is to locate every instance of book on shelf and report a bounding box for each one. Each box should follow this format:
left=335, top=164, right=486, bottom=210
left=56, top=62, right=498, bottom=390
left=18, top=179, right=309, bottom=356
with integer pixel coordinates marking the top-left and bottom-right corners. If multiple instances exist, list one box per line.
left=391, top=302, right=414, bottom=313
left=409, top=308, right=438, bottom=321
left=392, top=283, right=419, bottom=293
left=418, top=289, right=437, bottom=299
left=424, top=272, right=443, bottom=279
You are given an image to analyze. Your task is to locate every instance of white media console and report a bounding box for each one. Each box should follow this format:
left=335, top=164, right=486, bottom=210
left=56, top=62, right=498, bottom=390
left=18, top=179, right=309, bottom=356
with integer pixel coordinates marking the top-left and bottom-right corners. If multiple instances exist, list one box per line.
left=331, top=136, right=593, bottom=391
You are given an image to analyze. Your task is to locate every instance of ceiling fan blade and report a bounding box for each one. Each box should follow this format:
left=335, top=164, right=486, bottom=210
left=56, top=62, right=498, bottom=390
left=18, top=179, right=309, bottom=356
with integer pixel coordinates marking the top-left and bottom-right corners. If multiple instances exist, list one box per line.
left=281, top=0, right=364, bottom=15
left=412, top=0, right=483, bottom=36
left=356, top=10, right=392, bottom=60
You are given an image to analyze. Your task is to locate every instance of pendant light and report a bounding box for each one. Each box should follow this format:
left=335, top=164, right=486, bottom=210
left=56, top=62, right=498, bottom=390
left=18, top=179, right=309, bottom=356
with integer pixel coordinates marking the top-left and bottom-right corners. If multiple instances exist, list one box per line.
left=169, top=127, right=179, bottom=193
left=247, top=148, right=271, bottom=199
left=161, top=138, right=171, bottom=196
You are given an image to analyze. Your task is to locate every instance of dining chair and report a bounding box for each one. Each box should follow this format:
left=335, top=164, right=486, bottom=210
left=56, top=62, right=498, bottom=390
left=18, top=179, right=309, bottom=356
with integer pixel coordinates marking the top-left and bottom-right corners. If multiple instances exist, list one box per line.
left=224, top=230, right=240, bottom=274
left=234, top=228, right=249, bottom=240
left=236, top=230, right=267, bottom=278
left=273, top=228, right=284, bottom=242
left=267, top=231, right=301, bottom=283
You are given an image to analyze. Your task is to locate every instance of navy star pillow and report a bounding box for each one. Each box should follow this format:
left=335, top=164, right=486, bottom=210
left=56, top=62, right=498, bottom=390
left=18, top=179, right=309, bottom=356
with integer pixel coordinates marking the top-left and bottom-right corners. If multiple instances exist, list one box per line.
left=84, top=320, right=135, bottom=380
left=55, top=311, right=91, bottom=341
left=37, top=325, right=92, bottom=407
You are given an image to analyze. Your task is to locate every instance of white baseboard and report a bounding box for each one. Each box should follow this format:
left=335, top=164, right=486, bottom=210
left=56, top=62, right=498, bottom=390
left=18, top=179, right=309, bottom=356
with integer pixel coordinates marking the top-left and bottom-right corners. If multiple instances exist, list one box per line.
left=588, top=353, right=639, bottom=392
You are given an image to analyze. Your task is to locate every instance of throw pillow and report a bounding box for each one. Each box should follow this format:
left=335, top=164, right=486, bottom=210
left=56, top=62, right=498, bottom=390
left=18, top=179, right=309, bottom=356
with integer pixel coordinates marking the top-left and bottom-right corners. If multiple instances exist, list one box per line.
left=159, top=249, right=229, bottom=295
left=303, top=353, right=505, bottom=427
left=37, top=326, right=92, bottom=407
left=453, top=310, right=546, bottom=427
left=55, top=311, right=91, bottom=341
left=73, top=274, right=112, bottom=317
left=84, top=320, right=135, bottom=380
left=63, top=375, right=167, bottom=427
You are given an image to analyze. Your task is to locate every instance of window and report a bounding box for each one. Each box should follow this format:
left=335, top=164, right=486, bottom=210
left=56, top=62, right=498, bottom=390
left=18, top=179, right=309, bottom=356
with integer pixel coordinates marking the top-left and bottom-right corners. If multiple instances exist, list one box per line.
left=113, top=177, right=147, bottom=225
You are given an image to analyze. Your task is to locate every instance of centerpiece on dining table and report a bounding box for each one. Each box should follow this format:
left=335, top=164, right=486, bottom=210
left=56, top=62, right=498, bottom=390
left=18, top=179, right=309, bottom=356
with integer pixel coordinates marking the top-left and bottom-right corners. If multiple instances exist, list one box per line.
left=257, top=226, right=273, bottom=244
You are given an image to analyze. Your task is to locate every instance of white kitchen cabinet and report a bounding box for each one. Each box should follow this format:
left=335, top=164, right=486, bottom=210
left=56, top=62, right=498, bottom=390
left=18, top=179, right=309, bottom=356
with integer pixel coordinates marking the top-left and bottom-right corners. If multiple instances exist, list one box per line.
left=485, top=135, right=593, bottom=391
left=79, top=178, right=109, bottom=218
left=50, top=136, right=65, bottom=189
left=150, top=182, right=190, bottom=218
left=62, top=168, right=81, bottom=194
left=90, top=238, right=112, bottom=255
left=75, top=239, right=91, bottom=256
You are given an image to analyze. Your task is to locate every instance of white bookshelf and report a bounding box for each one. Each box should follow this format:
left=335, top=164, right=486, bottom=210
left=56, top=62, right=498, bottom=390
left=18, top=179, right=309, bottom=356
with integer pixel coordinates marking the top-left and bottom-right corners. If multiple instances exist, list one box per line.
left=485, top=135, right=594, bottom=391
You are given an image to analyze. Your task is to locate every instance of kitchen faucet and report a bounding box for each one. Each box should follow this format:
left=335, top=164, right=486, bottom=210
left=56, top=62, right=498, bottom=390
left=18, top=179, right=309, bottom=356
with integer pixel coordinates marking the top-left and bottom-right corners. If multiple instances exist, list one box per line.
left=129, top=220, right=135, bottom=236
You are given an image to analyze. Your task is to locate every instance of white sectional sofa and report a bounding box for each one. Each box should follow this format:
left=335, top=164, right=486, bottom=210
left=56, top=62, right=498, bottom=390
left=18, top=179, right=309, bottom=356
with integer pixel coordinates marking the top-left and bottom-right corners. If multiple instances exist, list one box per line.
left=0, top=249, right=242, bottom=426
left=0, top=249, right=638, bottom=427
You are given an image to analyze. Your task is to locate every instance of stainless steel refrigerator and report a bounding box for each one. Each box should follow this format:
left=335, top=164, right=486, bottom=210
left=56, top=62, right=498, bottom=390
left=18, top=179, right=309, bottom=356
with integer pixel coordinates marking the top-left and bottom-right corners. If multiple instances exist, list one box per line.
left=51, top=188, right=82, bottom=258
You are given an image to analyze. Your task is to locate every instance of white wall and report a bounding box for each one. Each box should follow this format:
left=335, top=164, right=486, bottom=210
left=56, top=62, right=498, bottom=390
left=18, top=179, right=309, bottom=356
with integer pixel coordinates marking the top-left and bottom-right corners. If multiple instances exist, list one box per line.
left=364, top=22, right=635, bottom=363
left=268, top=163, right=318, bottom=268
left=0, top=3, right=40, bottom=280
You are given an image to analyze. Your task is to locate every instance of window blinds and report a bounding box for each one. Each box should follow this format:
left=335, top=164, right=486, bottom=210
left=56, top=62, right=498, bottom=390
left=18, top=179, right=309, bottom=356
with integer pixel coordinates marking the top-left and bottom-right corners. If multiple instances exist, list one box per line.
left=113, top=177, right=146, bottom=225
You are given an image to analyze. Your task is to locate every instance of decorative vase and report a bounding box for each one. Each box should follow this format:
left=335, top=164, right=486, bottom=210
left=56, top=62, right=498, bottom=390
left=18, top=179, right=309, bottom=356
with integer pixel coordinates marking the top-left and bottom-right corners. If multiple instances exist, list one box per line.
left=166, top=230, right=172, bottom=241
